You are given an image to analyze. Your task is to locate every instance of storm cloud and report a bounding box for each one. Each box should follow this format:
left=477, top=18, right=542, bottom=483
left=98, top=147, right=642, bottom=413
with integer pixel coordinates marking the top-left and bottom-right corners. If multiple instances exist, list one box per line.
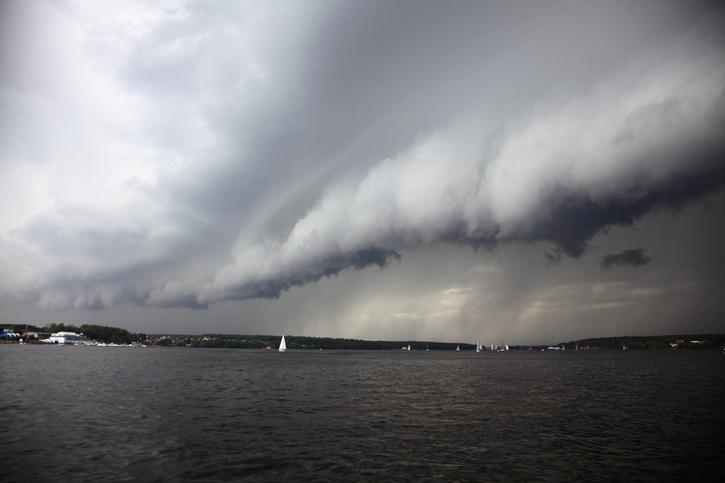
left=1, top=0, right=724, bottom=340
left=601, top=249, right=652, bottom=270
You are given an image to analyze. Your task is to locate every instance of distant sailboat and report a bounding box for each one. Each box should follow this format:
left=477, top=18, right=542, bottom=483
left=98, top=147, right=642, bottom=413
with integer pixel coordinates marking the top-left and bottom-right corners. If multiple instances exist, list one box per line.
left=476, top=340, right=481, bottom=353
left=407, top=344, right=411, bottom=351
left=278, top=334, right=287, bottom=352
left=456, top=345, right=460, bottom=351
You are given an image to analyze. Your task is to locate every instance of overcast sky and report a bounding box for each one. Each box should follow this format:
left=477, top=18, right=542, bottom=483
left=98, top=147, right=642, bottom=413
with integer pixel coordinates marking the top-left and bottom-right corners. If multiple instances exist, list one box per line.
left=1, top=0, right=724, bottom=343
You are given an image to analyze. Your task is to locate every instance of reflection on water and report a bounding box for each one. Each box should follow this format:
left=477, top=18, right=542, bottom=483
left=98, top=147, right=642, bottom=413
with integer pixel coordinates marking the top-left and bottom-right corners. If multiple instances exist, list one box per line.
left=1, top=346, right=724, bottom=481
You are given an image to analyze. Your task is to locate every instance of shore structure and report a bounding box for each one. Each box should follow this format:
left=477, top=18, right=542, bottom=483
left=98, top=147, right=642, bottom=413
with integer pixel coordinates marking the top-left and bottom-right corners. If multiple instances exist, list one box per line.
left=46, top=332, right=90, bottom=345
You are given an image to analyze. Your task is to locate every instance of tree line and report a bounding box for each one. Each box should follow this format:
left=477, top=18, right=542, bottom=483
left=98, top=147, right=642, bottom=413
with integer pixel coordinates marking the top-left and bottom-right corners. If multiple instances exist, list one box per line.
left=560, top=333, right=725, bottom=350
left=43, top=323, right=147, bottom=344
left=183, top=334, right=475, bottom=350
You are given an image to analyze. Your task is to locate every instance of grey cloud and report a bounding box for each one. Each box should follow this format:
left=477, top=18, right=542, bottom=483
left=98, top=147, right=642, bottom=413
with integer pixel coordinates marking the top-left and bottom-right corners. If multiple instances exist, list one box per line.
left=601, top=249, right=652, bottom=270
left=217, top=247, right=401, bottom=301
left=188, top=53, right=725, bottom=307
left=1, top=0, right=724, bottom=320
left=196, top=162, right=723, bottom=306
left=524, top=166, right=725, bottom=258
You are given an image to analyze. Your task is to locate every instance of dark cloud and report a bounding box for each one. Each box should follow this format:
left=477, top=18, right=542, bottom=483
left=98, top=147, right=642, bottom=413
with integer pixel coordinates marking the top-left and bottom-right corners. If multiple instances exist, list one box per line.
left=211, top=163, right=723, bottom=304
left=601, top=249, right=652, bottom=270
left=525, top=165, right=725, bottom=257
left=219, top=247, right=401, bottom=301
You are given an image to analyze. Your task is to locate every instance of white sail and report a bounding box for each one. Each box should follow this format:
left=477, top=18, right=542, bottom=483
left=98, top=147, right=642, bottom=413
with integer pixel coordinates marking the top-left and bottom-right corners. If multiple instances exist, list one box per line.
left=476, top=340, right=481, bottom=352
left=407, top=344, right=411, bottom=351
left=278, top=334, right=287, bottom=352
left=456, top=345, right=460, bottom=351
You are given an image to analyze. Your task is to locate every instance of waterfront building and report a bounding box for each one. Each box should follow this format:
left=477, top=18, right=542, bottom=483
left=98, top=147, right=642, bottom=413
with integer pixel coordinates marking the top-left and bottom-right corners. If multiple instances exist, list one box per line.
left=48, top=331, right=90, bottom=345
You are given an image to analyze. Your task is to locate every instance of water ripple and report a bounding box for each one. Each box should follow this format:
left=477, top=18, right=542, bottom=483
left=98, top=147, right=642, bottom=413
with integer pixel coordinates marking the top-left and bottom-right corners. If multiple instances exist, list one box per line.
left=1, top=347, right=724, bottom=481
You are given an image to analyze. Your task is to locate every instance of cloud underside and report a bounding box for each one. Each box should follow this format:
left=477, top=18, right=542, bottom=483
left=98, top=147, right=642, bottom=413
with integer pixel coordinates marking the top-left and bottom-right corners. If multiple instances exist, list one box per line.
left=154, top=143, right=725, bottom=309
left=1, top=1, right=724, bottom=311
left=601, top=249, right=652, bottom=270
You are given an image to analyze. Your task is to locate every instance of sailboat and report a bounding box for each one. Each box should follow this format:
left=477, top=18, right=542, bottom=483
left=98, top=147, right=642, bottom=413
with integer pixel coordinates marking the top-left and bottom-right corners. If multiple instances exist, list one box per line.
left=456, top=345, right=460, bottom=351
left=496, top=343, right=509, bottom=352
left=475, top=340, right=481, bottom=353
left=278, top=334, right=287, bottom=352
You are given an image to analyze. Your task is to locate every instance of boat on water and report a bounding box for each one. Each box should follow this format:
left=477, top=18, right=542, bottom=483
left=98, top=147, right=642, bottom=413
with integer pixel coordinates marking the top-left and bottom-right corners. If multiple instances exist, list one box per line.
left=456, top=345, right=460, bottom=351
left=475, top=340, right=481, bottom=353
left=278, top=335, right=287, bottom=352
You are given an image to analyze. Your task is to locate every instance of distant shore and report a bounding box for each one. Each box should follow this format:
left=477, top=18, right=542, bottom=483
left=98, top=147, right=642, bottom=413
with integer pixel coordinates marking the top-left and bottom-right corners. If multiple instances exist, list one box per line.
left=2, top=323, right=723, bottom=351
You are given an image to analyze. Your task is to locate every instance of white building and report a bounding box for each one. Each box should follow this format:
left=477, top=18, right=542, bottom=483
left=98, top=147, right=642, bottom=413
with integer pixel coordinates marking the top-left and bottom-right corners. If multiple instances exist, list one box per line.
left=48, top=331, right=90, bottom=345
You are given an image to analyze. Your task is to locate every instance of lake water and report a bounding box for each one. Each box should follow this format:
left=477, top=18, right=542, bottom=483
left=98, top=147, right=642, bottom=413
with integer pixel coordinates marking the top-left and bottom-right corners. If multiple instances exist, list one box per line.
left=1, top=346, right=724, bottom=482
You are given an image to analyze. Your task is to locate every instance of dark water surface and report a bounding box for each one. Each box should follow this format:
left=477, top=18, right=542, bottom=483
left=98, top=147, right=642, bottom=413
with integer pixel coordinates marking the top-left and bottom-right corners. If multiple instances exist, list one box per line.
left=1, top=346, right=724, bottom=482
